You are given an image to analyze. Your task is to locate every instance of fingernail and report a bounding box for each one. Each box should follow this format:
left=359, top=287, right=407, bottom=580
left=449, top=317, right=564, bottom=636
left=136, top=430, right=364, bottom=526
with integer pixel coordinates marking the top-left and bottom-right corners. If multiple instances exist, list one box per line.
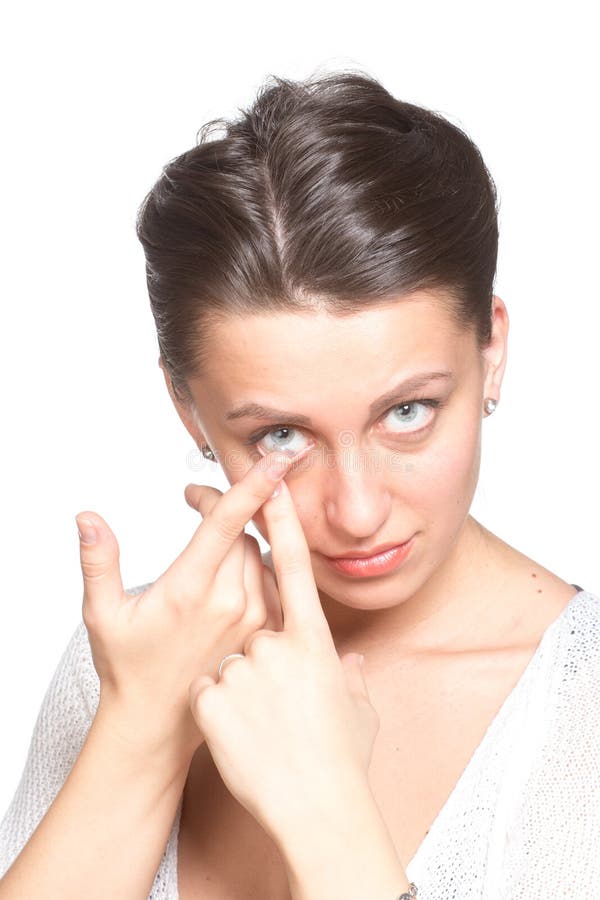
left=267, top=455, right=293, bottom=480
left=269, top=477, right=292, bottom=500
left=265, top=443, right=315, bottom=480
left=76, top=516, right=97, bottom=545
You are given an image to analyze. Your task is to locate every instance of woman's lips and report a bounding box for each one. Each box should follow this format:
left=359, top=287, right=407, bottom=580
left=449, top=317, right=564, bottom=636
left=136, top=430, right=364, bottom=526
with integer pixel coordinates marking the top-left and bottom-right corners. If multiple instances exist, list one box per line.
left=321, top=536, right=415, bottom=577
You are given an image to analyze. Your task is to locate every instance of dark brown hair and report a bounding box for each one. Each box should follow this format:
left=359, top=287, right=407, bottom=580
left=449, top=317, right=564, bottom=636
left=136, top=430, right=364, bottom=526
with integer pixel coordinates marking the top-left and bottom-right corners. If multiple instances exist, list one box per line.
left=135, top=69, right=499, bottom=406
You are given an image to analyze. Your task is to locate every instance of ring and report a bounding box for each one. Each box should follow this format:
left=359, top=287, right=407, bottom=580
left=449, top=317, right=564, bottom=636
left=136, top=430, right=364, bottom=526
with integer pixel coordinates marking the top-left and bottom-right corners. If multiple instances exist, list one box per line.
left=217, top=652, right=246, bottom=679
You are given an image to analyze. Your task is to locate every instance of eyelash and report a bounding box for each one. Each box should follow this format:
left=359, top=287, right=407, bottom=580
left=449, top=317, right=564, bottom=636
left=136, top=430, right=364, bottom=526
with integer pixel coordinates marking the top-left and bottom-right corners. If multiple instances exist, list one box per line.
left=242, top=397, right=446, bottom=447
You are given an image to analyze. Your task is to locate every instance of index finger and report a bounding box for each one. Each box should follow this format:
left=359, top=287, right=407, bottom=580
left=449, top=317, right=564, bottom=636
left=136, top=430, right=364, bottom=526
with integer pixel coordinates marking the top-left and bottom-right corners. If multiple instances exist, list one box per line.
left=171, top=448, right=307, bottom=584
left=261, top=478, right=332, bottom=642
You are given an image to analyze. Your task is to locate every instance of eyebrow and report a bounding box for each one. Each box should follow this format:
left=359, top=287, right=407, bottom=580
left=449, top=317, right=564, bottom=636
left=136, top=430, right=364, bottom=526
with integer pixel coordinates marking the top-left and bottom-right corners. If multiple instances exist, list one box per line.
left=225, top=370, right=454, bottom=426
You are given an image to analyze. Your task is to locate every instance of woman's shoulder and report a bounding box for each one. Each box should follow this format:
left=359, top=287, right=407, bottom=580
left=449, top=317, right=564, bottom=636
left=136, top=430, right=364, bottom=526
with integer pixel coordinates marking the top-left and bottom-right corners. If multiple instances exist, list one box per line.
left=558, top=586, right=600, bottom=679
left=535, top=586, right=600, bottom=736
left=499, top=586, right=600, bottom=893
left=561, top=585, right=600, bottom=635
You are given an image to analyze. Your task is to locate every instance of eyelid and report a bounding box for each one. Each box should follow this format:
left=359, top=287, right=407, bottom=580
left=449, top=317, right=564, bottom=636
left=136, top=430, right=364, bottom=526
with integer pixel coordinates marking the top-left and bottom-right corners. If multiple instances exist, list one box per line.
left=379, top=398, right=442, bottom=438
left=255, top=439, right=316, bottom=458
left=247, top=425, right=298, bottom=447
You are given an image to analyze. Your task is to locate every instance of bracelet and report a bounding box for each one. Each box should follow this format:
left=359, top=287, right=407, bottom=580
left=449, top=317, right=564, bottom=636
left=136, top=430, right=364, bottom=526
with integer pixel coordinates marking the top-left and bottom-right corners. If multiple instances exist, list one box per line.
left=398, top=884, right=418, bottom=899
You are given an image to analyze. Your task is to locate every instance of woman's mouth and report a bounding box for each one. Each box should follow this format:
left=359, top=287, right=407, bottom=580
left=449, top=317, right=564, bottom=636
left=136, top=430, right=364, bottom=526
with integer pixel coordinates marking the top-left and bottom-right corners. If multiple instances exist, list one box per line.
left=320, top=536, right=415, bottom=577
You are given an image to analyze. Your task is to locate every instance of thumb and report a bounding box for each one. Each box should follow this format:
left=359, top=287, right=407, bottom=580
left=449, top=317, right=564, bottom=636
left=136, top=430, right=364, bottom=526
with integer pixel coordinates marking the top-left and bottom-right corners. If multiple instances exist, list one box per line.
left=76, top=512, right=125, bottom=621
left=340, top=652, right=370, bottom=702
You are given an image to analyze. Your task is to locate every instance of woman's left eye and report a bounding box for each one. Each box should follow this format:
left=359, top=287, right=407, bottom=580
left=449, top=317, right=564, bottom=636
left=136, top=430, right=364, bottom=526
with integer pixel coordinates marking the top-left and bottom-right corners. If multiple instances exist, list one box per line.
left=382, top=398, right=443, bottom=436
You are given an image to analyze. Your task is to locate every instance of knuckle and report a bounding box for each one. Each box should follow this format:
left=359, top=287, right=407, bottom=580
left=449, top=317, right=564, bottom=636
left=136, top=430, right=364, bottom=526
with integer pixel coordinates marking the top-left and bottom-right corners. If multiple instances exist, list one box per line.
left=279, top=554, right=306, bottom=577
left=209, top=589, right=246, bottom=621
left=193, top=684, right=219, bottom=721
left=218, top=657, right=245, bottom=683
left=301, top=635, right=325, bottom=661
left=243, top=599, right=268, bottom=632
left=163, top=571, right=191, bottom=611
left=82, top=602, right=102, bottom=632
left=206, top=509, right=242, bottom=544
left=159, top=570, right=193, bottom=617
left=246, top=630, right=276, bottom=658
left=80, top=558, right=112, bottom=581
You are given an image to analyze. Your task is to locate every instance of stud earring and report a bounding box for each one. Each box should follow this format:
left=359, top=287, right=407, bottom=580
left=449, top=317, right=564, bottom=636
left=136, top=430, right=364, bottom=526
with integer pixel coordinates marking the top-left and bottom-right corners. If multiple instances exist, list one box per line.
left=201, top=444, right=216, bottom=461
left=483, top=397, right=497, bottom=416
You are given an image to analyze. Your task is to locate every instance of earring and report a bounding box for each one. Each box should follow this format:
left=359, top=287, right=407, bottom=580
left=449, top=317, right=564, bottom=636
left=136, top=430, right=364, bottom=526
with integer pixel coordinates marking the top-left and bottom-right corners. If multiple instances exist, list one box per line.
left=201, top=444, right=216, bottom=461
left=483, top=397, right=497, bottom=416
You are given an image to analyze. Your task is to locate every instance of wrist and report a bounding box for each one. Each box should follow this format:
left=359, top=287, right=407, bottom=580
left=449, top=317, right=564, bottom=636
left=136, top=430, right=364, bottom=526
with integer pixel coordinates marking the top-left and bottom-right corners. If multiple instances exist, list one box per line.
left=92, top=697, right=198, bottom=782
left=274, top=772, right=412, bottom=900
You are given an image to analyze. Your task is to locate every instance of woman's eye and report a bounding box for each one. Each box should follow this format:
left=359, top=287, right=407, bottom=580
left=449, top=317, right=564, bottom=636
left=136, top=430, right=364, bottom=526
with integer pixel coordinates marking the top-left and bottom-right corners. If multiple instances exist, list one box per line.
left=381, top=399, right=442, bottom=436
left=244, top=399, right=444, bottom=451
left=249, top=426, right=312, bottom=455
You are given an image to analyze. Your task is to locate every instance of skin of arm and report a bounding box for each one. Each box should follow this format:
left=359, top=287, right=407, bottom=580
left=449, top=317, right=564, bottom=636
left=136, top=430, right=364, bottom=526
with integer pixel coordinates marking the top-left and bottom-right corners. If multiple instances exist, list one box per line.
left=275, top=772, right=412, bottom=900
left=0, top=700, right=194, bottom=900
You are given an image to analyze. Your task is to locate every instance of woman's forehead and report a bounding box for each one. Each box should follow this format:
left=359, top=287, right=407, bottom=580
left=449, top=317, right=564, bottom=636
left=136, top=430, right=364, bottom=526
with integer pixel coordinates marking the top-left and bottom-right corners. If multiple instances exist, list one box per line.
left=204, top=297, right=464, bottom=370
left=191, top=299, right=474, bottom=418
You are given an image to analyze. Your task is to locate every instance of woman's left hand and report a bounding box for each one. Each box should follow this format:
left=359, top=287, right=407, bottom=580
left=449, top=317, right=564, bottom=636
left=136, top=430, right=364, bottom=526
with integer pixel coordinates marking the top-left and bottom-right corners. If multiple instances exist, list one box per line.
left=186, top=476, right=380, bottom=844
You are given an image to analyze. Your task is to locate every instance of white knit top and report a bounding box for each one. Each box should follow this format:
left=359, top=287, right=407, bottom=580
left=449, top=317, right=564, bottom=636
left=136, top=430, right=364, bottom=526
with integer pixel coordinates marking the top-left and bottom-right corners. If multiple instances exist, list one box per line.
left=1, top=583, right=599, bottom=898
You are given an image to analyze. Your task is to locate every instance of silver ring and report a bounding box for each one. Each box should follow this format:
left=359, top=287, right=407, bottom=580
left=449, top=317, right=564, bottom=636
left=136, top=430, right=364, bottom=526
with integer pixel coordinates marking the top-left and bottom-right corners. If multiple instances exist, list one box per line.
left=217, top=652, right=245, bottom=679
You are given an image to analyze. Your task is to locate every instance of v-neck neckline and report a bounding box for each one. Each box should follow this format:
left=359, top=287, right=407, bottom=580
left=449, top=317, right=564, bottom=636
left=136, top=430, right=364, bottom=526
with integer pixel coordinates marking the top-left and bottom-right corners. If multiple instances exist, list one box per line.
left=403, top=586, right=586, bottom=877
left=167, top=587, right=587, bottom=897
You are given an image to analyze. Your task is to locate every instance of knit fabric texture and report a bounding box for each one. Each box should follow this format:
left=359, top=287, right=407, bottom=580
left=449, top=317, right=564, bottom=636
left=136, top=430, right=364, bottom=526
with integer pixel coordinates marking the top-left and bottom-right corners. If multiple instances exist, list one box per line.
left=1, top=585, right=599, bottom=898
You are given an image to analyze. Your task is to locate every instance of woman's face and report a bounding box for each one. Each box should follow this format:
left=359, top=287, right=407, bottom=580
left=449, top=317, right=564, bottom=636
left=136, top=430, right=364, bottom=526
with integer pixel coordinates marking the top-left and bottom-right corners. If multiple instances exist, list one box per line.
left=179, top=292, right=507, bottom=628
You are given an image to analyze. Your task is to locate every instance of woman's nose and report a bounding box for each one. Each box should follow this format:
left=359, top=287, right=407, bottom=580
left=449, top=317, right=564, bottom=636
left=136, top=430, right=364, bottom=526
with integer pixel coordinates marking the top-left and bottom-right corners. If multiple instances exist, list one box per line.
left=322, top=448, right=392, bottom=538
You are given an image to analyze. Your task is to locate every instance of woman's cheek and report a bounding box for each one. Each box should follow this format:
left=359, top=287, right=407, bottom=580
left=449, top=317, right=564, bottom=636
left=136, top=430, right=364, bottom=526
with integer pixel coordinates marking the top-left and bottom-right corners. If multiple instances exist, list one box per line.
left=221, top=446, right=262, bottom=484
left=420, top=430, right=480, bottom=510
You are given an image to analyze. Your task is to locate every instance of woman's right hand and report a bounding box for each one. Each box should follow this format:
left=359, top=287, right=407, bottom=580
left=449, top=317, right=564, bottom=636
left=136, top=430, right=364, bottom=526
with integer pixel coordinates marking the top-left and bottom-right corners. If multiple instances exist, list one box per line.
left=75, top=447, right=309, bottom=764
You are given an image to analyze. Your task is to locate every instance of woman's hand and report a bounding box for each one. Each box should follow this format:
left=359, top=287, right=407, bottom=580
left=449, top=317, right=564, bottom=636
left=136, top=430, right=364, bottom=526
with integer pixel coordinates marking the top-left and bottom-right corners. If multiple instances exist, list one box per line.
left=75, top=448, right=309, bottom=764
left=186, top=477, right=381, bottom=845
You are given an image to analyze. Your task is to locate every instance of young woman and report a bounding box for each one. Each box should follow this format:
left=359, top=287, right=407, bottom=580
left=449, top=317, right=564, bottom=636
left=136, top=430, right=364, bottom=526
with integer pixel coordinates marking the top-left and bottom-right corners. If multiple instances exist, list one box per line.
left=1, top=70, right=598, bottom=900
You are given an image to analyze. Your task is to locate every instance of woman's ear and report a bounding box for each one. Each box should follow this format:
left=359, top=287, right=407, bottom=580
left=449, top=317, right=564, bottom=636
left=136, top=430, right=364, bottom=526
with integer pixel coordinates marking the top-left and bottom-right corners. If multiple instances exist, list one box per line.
left=158, top=356, right=207, bottom=446
left=481, top=295, right=509, bottom=402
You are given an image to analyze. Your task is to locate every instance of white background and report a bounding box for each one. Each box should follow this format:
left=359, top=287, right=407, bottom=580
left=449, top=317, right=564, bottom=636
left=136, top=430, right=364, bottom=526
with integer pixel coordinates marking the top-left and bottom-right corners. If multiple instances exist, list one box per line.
left=1, top=0, right=598, bottom=815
